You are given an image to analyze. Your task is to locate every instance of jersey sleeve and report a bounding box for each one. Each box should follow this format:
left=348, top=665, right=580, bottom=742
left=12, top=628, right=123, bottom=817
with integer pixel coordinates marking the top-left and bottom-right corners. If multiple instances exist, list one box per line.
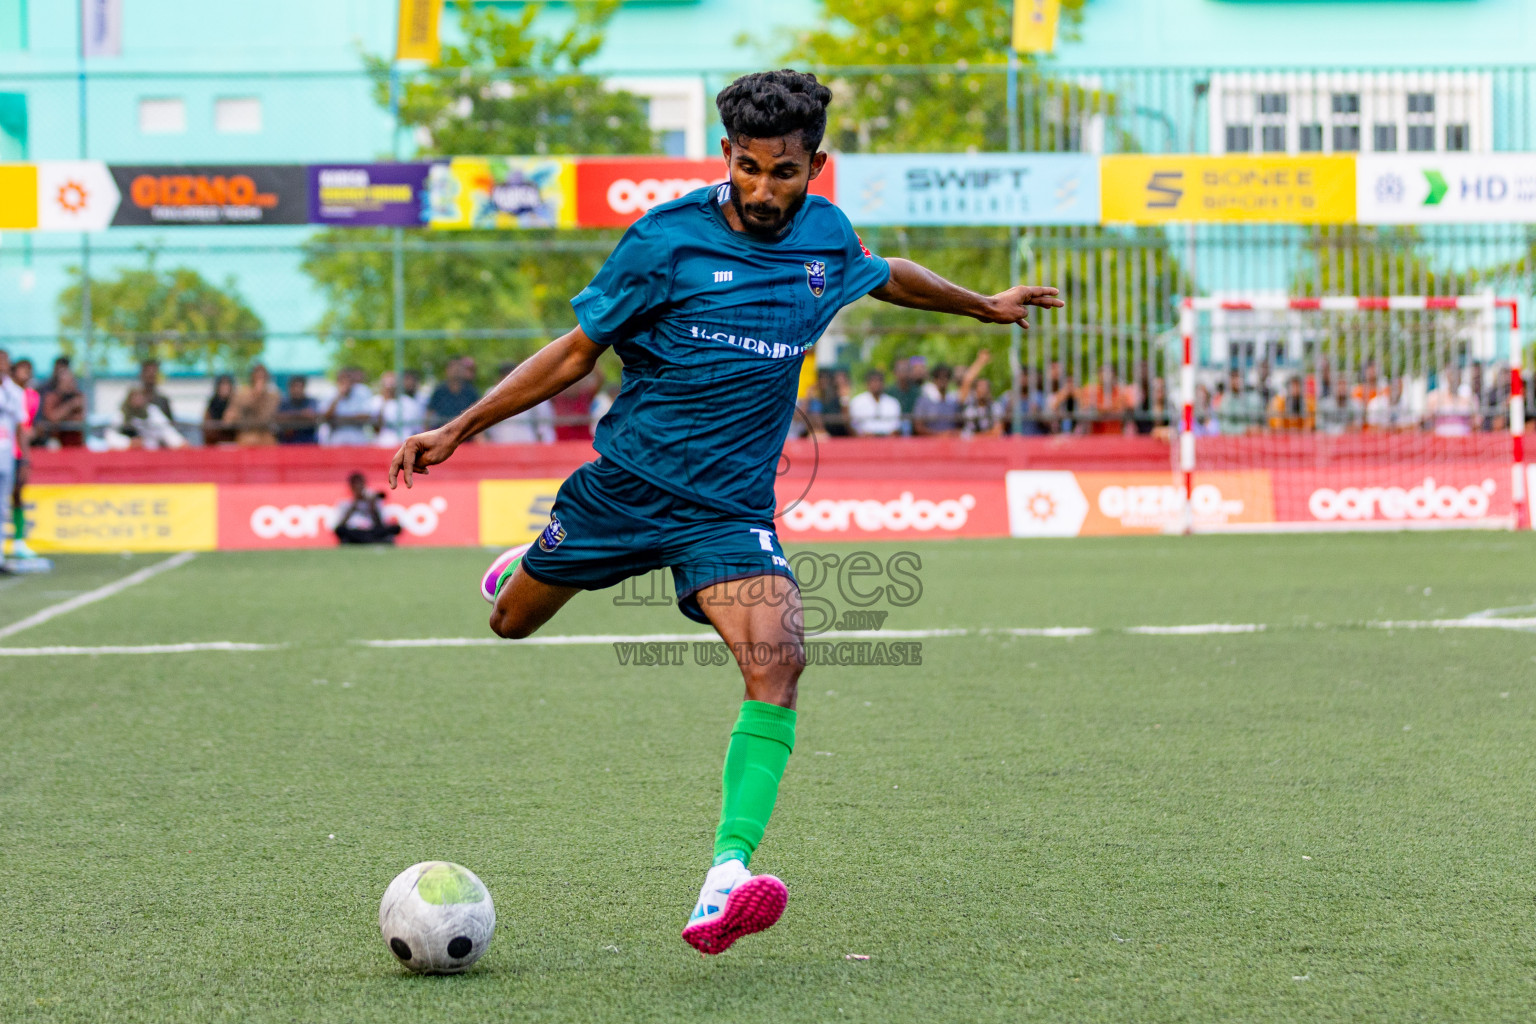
left=835, top=207, right=891, bottom=305
left=571, top=215, right=672, bottom=347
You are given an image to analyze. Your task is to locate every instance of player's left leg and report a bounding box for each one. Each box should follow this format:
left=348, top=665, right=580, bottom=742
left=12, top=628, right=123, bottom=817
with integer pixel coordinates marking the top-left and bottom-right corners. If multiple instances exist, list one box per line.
left=681, top=573, right=804, bottom=954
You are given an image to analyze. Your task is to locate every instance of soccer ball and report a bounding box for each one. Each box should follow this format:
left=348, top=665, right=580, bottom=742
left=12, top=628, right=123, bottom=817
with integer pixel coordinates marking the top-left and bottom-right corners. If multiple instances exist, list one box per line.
left=379, top=861, right=496, bottom=974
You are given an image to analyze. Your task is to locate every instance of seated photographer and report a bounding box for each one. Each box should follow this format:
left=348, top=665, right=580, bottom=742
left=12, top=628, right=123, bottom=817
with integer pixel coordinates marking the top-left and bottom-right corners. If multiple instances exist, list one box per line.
left=332, top=472, right=403, bottom=545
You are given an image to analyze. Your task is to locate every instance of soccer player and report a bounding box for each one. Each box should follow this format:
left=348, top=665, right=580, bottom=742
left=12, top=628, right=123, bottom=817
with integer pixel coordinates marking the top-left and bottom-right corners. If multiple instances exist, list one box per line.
left=389, top=69, right=1064, bottom=954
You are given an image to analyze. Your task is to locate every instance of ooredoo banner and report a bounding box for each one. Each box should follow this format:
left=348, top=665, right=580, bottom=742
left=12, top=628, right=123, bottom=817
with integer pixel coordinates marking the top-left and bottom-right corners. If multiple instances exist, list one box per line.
left=110, top=165, right=309, bottom=226
left=775, top=478, right=1009, bottom=540
left=217, top=482, right=479, bottom=549
left=574, top=157, right=836, bottom=229
left=1273, top=467, right=1512, bottom=526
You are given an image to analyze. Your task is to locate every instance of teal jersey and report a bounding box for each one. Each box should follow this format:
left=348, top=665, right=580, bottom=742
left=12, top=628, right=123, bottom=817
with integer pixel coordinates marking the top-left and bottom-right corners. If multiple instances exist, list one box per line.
left=572, top=184, right=891, bottom=517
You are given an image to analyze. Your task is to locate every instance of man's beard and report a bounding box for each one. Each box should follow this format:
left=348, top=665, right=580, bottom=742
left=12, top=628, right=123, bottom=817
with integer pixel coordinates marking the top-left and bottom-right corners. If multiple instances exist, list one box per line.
left=730, top=185, right=808, bottom=239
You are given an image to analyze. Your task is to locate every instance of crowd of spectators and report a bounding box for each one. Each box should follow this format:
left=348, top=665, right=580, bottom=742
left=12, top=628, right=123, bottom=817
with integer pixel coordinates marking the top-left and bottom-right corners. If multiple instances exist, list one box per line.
left=8, top=350, right=1535, bottom=451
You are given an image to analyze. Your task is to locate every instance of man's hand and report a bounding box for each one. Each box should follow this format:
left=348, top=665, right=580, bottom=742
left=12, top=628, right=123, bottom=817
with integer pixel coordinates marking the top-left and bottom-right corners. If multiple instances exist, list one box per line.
left=389, top=427, right=459, bottom=489
left=976, top=286, right=1065, bottom=328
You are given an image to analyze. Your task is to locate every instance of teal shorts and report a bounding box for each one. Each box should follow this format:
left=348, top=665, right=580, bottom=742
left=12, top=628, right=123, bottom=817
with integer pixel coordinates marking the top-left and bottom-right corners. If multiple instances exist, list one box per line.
left=520, top=456, right=797, bottom=624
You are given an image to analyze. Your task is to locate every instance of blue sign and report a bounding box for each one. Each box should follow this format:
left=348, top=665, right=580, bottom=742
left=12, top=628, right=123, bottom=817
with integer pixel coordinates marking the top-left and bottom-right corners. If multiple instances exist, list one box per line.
left=836, top=154, right=1100, bottom=226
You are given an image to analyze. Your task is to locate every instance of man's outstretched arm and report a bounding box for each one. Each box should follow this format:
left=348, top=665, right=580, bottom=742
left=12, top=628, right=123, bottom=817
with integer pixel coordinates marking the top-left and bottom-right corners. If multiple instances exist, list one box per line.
left=869, top=257, right=1064, bottom=327
left=389, top=326, right=603, bottom=488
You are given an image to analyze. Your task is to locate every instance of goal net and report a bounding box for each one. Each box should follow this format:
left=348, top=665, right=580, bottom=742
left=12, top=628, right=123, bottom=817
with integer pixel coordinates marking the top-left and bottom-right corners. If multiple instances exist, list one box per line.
left=1176, top=295, right=1528, bottom=532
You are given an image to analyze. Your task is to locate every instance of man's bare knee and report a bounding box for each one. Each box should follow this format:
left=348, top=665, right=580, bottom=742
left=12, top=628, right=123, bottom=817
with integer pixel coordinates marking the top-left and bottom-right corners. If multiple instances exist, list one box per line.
left=740, top=645, right=804, bottom=705
left=489, top=609, right=537, bottom=640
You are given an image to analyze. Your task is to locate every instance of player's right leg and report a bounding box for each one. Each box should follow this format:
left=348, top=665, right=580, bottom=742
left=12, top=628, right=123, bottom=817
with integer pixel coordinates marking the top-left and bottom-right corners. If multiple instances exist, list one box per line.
left=487, top=560, right=580, bottom=639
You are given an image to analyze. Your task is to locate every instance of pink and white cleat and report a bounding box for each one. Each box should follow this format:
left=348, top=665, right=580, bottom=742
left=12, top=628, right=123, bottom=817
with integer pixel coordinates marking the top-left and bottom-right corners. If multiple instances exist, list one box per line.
left=479, top=543, right=531, bottom=604
left=681, top=860, right=787, bottom=955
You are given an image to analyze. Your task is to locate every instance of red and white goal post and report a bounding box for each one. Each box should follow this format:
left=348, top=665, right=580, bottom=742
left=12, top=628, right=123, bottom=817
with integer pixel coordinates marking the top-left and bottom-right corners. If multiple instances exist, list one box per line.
left=1176, top=294, right=1528, bottom=533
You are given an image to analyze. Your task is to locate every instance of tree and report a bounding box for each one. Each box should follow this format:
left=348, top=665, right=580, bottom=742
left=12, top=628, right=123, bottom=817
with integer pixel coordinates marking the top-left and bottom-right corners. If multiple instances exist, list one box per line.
left=57, top=251, right=265, bottom=371
left=302, top=0, right=657, bottom=382
left=774, top=0, right=1184, bottom=390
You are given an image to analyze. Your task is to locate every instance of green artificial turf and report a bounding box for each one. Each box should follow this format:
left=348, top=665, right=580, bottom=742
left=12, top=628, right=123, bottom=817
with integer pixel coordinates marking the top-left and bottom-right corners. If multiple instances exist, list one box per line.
left=1, top=534, right=1534, bottom=1022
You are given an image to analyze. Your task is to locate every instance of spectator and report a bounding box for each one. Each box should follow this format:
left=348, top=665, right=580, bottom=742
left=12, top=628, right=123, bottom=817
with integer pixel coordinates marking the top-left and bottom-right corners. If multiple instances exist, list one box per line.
left=0, top=350, right=30, bottom=561
left=957, top=351, right=1002, bottom=438
left=41, top=362, right=87, bottom=448
left=1192, top=383, right=1220, bottom=437
left=1079, top=364, right=1132, bottom=435
left=427, top=355, right=481, bottom=429
left=223, top=364, right=280, bottom=446
left=1268, top=375, right=1314, bottom=432
left=912, top=363, right=960, bottom=436
left=276, top=375, right=321, bottom=445
left=1049, top=371, right=1078, bottom=433
left=804, top=368, right=850, bottom=438
left=202, top=374, right=237, bottom=446
left=402, top=368, right=424, bottom=405
left=1216, top=368, right=1263, bottom=435
left=483, top=362, right=556, bottom=444
left=332, top=472, right=402, bottom=545
left=123, top=359, right=174, bottom=425
left=1003, top=368, right=1050, bottom=435
left=1366, top=377, right=1406, bottom=431
left=847, top=369, right=902, bottom=436
left=890, top=356, right=926, bottom=433
left=325, top=366, right=375, bottom=446
left=1317, top=381, right=1363, bottom=435
left=374, top=371, right=427, bottom=448
left=1425, top=365, right=1476, bottom=437
left=118, top=386, right=186, bottom=450
left=6, top=357, right=38, bottom=558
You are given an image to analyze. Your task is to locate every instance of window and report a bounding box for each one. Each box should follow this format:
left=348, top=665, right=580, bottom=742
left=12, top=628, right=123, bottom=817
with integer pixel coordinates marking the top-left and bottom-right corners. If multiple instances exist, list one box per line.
left=1261, top=125, right=1286, bottom=152
left=0, top=92, right=24, bottom=159
left=1332, top=124, right=1360, bottom=152
left=139, top=97, right=186, bottom=135
left=1446, top=124, right=1470, bottom=151
left=1298, top=124, right=1323, bottom=152
left=1331, top=93, right=1360, bottom=115
left=1225, top=124, right=1252, bottom=152
left=1407, top=92, right=1435, bottom=114
left=214, top=97, right=262, bottom=134
left=1373, top=124, right=1398, bottom=152
left=1258, top=92, right=1287, bottom=115
left=1407, top=125, right=1435, bottom=152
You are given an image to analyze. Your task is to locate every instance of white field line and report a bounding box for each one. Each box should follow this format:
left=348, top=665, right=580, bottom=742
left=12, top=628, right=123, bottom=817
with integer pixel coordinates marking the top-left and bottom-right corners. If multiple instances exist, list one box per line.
left=0, top=551, right=196, bottom=641
left=1125, top=624, right=1266, bottom=635
left=0, top=642, right=285, bottom=657
left=7, top=618, right=1535, bottom=658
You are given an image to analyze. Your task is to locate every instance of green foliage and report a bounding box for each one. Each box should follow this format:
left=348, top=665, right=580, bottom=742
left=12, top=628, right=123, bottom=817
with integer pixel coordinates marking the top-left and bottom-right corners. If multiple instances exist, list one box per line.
left=303, top=0, right=656, bottom=382
left=56, top=252, right=265, bottom=372
left=779, top=0, right=1090, bottom=154
left=775, top=0, right=1173, bottom=388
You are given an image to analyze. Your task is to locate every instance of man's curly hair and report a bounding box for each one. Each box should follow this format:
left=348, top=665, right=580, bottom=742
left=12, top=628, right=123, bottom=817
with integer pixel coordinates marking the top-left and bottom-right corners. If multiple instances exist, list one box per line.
left=716, top=70, right=833, bottom=153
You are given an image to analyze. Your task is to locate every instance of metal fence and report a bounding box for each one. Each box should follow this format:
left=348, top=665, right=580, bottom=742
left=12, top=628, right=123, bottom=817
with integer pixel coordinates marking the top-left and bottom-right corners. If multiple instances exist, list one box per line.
left=2, top=62, right=1536, bottom=437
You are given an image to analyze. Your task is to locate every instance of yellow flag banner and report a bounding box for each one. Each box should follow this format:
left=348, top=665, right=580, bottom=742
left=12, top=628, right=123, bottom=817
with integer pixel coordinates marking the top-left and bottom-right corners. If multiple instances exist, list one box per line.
left=396, top=0, right=443, bottom=63
left=0, top=164, right=39, bottom=229
left=1100, top=155, right=1357, bottom=225
left=1012, top=0, right=1061, bottom=54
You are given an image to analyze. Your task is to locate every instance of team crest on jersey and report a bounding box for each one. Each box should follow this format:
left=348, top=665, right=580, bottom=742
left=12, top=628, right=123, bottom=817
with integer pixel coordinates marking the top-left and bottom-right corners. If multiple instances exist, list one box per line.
left=804, top=260, right=827, bottom=298
left=538, top=514, right=566, bottom=552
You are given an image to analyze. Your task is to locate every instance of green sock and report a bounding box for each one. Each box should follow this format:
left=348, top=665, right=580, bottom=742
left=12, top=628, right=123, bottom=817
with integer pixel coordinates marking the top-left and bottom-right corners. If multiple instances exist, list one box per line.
left=13, top=503, right=24, bottom=543
left=713, top=700, right=797, bottom=868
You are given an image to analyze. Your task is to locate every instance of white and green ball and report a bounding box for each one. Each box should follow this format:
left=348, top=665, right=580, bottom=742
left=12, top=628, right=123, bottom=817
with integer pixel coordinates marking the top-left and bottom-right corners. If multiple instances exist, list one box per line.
left=379, top=861, right=496, bottom=974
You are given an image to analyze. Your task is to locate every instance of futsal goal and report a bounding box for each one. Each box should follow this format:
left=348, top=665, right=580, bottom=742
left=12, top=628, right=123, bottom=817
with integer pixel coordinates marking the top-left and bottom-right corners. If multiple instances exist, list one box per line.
left=1175, top=294, right=1528, bottom=532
